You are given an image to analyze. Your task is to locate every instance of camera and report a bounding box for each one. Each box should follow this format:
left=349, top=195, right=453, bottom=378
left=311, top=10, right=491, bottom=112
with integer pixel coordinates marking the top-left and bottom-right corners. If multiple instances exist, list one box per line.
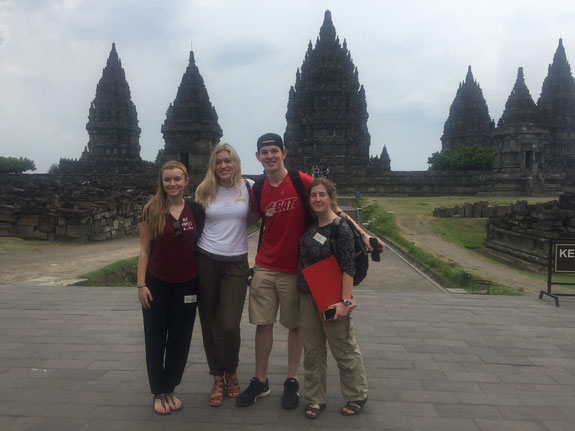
left=370, top=237, right=382, bottom=262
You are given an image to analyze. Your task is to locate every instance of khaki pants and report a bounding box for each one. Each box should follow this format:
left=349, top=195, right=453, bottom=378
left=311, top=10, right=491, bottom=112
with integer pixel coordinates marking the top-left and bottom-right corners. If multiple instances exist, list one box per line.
left=300, top=292, right=368, bottom=405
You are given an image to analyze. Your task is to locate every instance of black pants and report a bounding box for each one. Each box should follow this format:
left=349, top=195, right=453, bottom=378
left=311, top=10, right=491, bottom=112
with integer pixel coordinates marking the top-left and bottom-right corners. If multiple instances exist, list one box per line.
left=197, top=253, right=249, bottom=376
left=142, top=272, right=198, bottom=395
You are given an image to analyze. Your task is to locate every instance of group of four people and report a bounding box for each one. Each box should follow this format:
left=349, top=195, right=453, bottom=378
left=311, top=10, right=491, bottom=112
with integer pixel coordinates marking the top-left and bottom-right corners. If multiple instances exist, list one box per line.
left=136, top=133, right=376, bottom=419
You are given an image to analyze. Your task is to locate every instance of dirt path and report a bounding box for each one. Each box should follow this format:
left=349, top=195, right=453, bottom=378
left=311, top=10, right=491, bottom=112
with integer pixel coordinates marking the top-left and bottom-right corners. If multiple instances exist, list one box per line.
left=394, top=214, right=545, bottom=295
left=0, top=211, right=547, bottom=295
left=0, top=237, right=140, bottom=285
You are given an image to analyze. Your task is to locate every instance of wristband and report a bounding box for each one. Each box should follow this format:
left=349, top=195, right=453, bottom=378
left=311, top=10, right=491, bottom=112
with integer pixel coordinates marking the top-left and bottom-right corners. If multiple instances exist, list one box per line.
left=137, top=285, right=146, bottom=289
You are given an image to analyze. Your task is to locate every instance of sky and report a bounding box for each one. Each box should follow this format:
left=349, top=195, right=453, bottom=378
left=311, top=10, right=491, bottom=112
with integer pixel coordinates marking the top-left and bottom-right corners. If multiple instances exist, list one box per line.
left=2, top=0, right=575, bottom=175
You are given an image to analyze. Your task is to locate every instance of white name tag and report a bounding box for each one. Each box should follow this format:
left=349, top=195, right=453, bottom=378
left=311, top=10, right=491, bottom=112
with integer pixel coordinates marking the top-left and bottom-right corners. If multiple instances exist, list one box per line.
left=313, top=232, right=327, bottom=245
left=184, top=295, right=197, bottom=304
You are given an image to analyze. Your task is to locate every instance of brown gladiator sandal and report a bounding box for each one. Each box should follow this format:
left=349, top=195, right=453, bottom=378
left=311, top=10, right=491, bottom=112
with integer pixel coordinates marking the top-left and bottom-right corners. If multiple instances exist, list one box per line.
left=225, top=372, right=241, bottom=398
left=208, top=376, right=225, bottom=407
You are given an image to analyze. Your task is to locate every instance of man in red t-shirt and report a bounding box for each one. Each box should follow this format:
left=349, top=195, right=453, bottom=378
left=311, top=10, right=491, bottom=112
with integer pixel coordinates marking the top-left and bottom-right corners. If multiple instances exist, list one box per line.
left=236, top=133, right=313, bottom=409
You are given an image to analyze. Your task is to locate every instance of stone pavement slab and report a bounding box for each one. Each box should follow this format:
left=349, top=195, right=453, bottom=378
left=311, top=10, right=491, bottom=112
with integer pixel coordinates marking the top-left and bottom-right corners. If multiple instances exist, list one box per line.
left=0, top=284, right=574, bottom=431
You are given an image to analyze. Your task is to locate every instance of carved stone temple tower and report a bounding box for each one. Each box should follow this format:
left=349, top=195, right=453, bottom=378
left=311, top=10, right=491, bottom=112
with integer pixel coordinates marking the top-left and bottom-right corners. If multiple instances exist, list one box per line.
left=284, top=10, right=371, bottom=175
left=536, top=38, right=575, bottom=171
left=441, top=66, right=494, bottom=151
left=161, top=50, right=222, bottom=185
left=59, top=43, right=154, bottom=174
left=490, top=67, right=550, bottom=194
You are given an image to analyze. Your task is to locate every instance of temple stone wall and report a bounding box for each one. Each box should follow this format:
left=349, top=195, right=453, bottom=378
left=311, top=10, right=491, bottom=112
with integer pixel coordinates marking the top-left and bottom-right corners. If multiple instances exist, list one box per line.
left=433, top=201, right=512, bottom=218
left=483, top=194, right=575, bottom=271
left=313, top=167, right=486, bottom=196
left=0, top=174, right=156, bottom=242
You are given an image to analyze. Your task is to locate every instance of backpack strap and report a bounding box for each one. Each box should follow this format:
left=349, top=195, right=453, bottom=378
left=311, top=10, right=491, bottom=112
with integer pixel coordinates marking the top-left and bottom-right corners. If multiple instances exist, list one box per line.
left=252, top=175, right=266, bottom=252
left=288, top=170, right=313, bottom=227
left=329, top=216, right=343, bottom=258
left=185, top=199, right=205, bottom=244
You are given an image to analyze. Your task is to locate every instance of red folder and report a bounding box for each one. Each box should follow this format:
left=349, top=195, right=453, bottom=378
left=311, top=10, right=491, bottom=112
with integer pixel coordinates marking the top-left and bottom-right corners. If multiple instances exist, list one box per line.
left=302, top=255, right=357, bottom=319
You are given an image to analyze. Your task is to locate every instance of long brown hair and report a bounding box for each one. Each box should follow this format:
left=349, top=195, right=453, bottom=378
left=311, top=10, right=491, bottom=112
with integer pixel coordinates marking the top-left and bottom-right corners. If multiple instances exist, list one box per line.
left=143, top=160, right=189, bottom=239
left=195, top=143, right=243, bottom=207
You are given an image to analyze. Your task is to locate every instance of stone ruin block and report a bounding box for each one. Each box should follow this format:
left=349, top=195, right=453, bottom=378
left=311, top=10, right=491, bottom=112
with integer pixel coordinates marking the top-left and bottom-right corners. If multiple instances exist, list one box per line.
left=66, top=224, right=92, bottom=238
left=13, top=225, right=34, bottom=238
left=17, top=215, right=40, bottom=226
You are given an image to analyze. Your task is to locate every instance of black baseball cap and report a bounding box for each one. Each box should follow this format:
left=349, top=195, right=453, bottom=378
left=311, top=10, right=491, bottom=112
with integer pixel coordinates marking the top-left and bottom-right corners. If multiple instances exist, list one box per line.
left=257, top=133, right=284, bottom=151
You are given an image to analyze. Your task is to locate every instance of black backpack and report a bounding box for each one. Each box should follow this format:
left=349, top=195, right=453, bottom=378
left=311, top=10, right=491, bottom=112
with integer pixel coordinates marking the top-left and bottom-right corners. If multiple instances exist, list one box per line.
left=329, top=216, right=369, bottom=286
left=251, top=170, right=313, bottom=251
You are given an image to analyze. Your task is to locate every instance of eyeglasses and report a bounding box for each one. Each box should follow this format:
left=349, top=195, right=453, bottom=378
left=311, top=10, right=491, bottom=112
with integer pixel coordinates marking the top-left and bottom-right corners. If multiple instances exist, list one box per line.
left=172, top=220, right=182, bottom=238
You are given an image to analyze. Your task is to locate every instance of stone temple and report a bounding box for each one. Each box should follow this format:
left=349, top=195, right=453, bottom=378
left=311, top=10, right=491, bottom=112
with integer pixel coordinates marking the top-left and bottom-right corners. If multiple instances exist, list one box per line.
left=441, top=39, right=575, bottom=194
left=161, top=50, right=222, bottom=185
left=59, top=43, right=155, bottom=175
left=441, top=66, right=495, bottom=151
left=284, top=10, right=381, bottom=176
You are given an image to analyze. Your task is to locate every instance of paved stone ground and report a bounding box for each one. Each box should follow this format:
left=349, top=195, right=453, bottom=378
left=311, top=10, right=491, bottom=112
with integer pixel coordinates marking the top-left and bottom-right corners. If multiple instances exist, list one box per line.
left=0, top=283, right=574, bottom=431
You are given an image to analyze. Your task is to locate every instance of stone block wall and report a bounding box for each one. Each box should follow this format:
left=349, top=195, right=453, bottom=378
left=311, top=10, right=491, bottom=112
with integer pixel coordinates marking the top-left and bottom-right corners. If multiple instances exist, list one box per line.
left=483, top=194, right=575, bottom=271
left=0, top=174, right=157, bottom=242
left=433, top=201, right=512, bottom=218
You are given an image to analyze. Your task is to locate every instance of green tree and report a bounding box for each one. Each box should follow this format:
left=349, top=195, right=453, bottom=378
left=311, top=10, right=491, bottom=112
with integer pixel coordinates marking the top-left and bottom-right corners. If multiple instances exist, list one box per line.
left=48, top=163, right=60, bottom=174
left=0, top=156, right=37, bottom=174
left=428, top=146, right=494, bottom=171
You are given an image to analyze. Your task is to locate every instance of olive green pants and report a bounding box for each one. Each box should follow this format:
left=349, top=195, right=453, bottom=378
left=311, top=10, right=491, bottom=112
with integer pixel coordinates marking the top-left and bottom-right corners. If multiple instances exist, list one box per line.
left=300, top=292, right=368, bottom=405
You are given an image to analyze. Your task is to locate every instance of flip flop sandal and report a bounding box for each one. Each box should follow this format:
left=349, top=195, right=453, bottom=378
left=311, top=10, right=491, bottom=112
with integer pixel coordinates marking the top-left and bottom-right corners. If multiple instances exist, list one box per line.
left=208, top=377, right=225, bottom=407
left=340, top=399, right=367, bottom=416
left=153, top=394, right=171, bottom=415
left=304, top=403, right=326, bottom=419
left=165, top=391, right=183, bottom=412
left=225, top=372, right=241, bottom=398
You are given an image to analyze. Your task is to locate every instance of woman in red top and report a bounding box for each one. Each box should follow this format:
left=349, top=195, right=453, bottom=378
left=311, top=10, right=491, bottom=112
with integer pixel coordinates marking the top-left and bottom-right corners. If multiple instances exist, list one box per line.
left=137, top=160, right=203, bottom=415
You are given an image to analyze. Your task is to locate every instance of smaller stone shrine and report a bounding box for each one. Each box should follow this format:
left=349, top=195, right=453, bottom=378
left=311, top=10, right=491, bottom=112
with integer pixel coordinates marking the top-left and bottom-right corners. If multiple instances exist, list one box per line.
left=59, top=43, right=155, bottom=175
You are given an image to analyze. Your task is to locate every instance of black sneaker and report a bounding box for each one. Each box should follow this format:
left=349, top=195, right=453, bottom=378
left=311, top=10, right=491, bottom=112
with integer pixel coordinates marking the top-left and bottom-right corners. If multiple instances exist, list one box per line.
left=281, top=378, right=299, bottom=409
left=235, top=377, right=270, bottom=407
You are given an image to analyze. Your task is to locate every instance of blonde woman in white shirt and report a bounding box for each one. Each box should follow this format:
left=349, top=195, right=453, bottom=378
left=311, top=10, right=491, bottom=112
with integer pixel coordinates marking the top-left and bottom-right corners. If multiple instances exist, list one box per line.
left=195, top=143, right=255, bottom=407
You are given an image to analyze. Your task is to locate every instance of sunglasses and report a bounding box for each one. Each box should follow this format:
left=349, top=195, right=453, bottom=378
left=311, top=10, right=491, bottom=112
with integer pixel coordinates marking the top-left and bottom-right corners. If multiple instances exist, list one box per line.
left=173, top=220, right=182, bottom=238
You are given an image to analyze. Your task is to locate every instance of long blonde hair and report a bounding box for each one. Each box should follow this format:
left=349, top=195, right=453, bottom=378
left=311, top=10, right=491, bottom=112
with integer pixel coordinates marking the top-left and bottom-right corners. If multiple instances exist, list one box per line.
left=143, top=160, right=189, bottom=240
left=195, top=143, right=243, bottom=207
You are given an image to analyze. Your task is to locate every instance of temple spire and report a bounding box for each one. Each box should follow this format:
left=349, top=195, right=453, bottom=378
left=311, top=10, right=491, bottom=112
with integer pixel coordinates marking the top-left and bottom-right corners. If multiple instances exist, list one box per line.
left=161, top=49, right=222, bottom=181
left=441, top=65, right=494, bottom=151
left=284, top=10, right=371, bottom=171
left=84, top=43, right=141, bottom=160
left=319, top=9, right=336, bottom=43
left=497, top=67, right=537, bottom=128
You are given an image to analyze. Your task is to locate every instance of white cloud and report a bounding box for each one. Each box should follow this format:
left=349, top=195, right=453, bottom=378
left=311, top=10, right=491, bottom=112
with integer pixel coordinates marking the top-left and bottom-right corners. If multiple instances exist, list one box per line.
left=1, top=0, right=575, bottom=173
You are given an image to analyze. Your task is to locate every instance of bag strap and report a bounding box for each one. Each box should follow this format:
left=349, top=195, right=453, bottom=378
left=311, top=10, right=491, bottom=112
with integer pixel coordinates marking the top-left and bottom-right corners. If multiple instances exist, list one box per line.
left=185, top=199, right=205, bottom=244
left=289, top=170, right=313, bottom=226
left=329, top=216, right=342, bottom=258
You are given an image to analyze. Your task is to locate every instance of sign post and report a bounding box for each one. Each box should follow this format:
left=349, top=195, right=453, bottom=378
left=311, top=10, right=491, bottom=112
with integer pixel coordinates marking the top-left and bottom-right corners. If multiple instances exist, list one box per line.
left=539, top=238, right=575, bottom=307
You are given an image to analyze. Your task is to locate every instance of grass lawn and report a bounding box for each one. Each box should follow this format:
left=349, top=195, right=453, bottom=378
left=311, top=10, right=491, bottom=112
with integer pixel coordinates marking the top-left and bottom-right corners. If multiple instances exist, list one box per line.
left=362, top=195, right=575, bottom=293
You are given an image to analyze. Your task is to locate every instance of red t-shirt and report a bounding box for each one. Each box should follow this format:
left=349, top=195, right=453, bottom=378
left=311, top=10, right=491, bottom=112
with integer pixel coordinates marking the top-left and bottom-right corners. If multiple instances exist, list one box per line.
left=254, top=171, right=313, bottom=274
left=147, top=204, right=198, bottom=283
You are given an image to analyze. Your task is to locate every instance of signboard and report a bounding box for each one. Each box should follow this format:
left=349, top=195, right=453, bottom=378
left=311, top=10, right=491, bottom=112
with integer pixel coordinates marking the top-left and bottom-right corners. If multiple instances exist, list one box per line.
left=554, top=243, right=575, bottom=272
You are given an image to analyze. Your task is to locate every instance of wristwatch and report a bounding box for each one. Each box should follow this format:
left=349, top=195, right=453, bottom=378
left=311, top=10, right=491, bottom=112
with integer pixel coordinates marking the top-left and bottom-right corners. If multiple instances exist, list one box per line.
left=342, top=299, right=353, bottom=307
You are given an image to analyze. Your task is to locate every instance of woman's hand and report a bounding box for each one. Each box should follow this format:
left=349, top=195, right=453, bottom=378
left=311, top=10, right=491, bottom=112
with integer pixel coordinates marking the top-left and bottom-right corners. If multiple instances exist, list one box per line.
left=138, top=286, right=153, bottom=309
left=362, top=232, right=385, bottom=252
left=333, top=302, right=349, bottom=320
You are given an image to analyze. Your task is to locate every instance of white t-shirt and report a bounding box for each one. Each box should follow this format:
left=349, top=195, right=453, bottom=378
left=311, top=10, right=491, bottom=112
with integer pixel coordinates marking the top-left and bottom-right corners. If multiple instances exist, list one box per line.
left=198, top=179, right=253, bottom=257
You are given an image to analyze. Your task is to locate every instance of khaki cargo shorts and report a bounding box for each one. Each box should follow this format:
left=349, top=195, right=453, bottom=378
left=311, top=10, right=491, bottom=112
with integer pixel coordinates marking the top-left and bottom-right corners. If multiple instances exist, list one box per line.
left=249, top=265, right=300, bottom=329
